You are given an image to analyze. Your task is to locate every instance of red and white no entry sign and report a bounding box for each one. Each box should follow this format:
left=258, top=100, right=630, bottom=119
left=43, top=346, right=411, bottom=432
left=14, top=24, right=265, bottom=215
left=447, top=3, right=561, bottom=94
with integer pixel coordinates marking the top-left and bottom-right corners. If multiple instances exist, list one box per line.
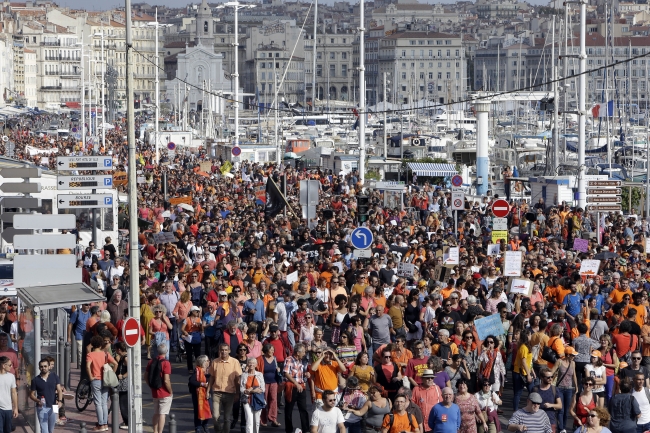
left=492, top=199, right=510, bottom=218
left=122, top=317, right=140, bottom=348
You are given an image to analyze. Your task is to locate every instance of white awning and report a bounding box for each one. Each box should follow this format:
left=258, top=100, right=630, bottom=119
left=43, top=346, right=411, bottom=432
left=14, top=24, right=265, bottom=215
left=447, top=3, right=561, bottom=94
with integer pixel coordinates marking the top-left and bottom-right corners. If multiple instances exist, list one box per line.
left=18, top=283, right=105, bottom=310
left=407, top=163, right=458, bottom=177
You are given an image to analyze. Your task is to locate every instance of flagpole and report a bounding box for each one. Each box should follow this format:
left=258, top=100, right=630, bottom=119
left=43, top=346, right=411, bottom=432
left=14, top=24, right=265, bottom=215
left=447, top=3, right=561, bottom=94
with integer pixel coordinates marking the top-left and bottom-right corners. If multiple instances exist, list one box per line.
left=268, top=175, right=300, bottom=220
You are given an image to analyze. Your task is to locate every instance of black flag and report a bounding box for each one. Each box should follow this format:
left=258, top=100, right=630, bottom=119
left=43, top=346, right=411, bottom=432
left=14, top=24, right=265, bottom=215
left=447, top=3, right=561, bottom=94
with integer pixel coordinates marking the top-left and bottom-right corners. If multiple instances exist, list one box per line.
left=265, top=175, right=286, bottom=220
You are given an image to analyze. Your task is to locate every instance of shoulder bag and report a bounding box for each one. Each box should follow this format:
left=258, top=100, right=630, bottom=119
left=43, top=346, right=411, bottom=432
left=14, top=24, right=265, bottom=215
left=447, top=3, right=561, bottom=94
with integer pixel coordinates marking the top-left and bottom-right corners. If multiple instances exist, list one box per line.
left=102, top=354, right=119, bottom=388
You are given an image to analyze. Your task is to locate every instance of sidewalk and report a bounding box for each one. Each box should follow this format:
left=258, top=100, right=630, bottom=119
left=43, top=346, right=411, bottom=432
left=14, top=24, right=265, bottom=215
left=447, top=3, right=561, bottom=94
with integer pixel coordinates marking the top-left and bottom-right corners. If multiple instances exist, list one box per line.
left=18, top=368, right=128, bottom=433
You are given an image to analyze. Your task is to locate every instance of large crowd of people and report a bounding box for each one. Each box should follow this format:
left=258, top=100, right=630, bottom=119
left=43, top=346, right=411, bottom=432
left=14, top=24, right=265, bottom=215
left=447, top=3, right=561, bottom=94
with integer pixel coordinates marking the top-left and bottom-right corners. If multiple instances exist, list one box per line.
left=2, top=112, right=650, bottom=433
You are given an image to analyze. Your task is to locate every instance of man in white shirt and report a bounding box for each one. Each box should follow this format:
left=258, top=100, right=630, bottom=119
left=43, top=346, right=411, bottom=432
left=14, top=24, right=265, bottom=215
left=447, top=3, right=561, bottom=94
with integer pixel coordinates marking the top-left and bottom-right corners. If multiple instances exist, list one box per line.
left=632, top=372, right=650, bottom=433
left=0, top=355, right=17, bottom=433
left=310, top=389, right=345, bottom=433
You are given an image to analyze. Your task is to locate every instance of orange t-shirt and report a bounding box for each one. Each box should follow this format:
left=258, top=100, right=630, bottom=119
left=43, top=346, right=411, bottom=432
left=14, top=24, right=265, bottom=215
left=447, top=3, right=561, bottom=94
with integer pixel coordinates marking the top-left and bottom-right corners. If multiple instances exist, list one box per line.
left=311, top=361, right=340, bottom=399
left=610, top=288, right=633, bottom=305
left=630, top=304, right=647, bottom=328
left=382, top=412, right=419, bottom=433
left=440, top=287, right=456, bottom=300
left=555, top=286, right=572, bottom=305
left=86, top=351, right=115, bottom=380
left=391, top=349, right=413, bottom=368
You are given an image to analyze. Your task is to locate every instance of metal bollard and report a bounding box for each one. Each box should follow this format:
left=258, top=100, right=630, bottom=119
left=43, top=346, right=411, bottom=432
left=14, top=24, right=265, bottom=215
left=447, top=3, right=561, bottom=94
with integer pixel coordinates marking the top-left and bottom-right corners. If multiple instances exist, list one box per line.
left=168, top=414, right=176, bottom=433
left=111, top=392, right=120, bottom=433
left=58, top=337, right=64, bottom=383
left=80, top=422, right=87, bottom=433
left=71, top=337, right=77, bottom=366
left=64, top=342, right=71, bottom=389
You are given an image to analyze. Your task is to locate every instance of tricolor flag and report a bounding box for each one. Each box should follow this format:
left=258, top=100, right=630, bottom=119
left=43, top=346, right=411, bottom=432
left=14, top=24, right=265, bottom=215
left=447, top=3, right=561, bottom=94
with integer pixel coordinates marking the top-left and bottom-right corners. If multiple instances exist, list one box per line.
left=591, top=101, right=614, bottom=118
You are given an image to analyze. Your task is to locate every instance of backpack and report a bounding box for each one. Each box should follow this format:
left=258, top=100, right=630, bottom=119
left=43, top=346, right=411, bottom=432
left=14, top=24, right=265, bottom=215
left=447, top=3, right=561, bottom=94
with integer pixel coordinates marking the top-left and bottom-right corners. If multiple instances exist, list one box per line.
left=438, top=343, right=453, bottom=362
left=386, top=412, right=416, bottom=433
left=148, top=358, right=168, bottom=390
left=190, top=286, right=204, bottom=308
left=619, top=335, right=638, bottom=364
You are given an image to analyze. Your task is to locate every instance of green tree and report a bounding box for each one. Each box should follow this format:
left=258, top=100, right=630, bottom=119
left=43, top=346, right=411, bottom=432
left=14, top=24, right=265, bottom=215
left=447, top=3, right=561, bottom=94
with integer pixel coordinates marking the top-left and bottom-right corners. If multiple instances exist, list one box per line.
left=621, top=186, right=642, bottom=212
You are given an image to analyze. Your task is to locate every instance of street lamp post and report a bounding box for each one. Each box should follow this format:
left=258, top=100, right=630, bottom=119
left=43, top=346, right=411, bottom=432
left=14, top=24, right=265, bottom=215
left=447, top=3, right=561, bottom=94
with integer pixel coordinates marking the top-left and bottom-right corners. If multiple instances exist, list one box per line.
left=147, top=12, right=172, bottom=164
left=94, top=30, right=105, bottom=151
left=217, top=2, right=255, bottom=147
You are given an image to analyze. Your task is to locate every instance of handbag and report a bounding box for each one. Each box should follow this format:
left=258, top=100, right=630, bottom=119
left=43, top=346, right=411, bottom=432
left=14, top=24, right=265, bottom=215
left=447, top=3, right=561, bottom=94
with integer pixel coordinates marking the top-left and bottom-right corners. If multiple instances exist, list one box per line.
left=541, top=338, right=559, bottom=363
left=190, top=331, right=202, bottom=345
left=102, top=355, right=119, bottom=388
left=251, top=392, right=266, bottom=411
left=115, top=357, right=128, bottom=392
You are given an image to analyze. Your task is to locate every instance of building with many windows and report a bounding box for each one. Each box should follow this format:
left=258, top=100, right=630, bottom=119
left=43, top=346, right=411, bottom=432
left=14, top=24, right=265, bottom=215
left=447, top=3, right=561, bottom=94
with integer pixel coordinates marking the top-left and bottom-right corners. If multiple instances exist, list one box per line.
left=373, top=30, right=466, bottom=105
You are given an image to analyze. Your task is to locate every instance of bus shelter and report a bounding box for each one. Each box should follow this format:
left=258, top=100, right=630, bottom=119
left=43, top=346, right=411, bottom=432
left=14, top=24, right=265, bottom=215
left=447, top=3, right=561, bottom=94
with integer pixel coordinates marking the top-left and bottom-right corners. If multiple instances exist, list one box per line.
left=16, top=283, right=105, bottom=433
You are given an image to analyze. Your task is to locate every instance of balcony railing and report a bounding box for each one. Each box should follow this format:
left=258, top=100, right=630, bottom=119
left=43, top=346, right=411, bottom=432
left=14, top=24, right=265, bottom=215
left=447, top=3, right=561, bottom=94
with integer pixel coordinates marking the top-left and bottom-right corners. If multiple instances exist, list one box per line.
left=40, top=85, right=62, bottom=90
left=40, top=41, right=61, bottom=46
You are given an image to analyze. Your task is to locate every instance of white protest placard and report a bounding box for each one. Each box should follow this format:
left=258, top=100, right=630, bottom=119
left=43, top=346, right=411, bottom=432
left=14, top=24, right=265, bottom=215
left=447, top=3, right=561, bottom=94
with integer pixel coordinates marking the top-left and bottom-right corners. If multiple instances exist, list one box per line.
left=397, top=262, right=415, bottom=278
left=504, top=251, right=522, bottom=276
left=286, top=271, right=298, bottom=285
left=646, top=238, right=650, bottom=254
left=579, top=259, right=601, bottom=276
left=443, top=247, right=459, bottom=265
left=510, top=278, right=533, bottom=296
left=333, top=262, right=343, bottom=273
left=487, top=244, right=501, bottom=256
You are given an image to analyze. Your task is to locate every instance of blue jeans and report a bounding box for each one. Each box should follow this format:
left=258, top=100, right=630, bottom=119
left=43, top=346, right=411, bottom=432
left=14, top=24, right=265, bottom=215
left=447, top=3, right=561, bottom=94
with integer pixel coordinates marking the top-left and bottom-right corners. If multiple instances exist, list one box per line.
left=512, top=372, right=534, bottom=413
left=37, top=406, right=55, bottom=433
left=557, top=387, right=575, bottom=431
left=0, top=409, right=11, bottom=433
left=91, top=379, right=109, bottom=426
left=605, top=376, right=614, bottom=406
left=638, top=422, right=650, bottom=433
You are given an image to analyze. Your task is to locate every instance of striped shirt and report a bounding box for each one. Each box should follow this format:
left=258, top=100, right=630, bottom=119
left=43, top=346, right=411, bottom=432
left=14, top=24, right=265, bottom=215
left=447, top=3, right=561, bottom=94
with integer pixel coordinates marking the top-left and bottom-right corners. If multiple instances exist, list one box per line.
left=508, top=408, right=552, bottom=433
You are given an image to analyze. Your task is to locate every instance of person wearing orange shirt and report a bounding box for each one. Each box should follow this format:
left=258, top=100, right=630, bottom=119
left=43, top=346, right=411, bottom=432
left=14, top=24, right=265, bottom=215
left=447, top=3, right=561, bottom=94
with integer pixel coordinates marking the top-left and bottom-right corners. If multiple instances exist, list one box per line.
left=608, top=278, right=633, bottom=306
left=630, top=292, right=647, bottom=328
left=310, top=349, right=346, bottom=402
left=391, top=337, right=413, bottom=371
left=381, top=395, right=420, bottom=433
left=440, top=280, right=457, bottom=300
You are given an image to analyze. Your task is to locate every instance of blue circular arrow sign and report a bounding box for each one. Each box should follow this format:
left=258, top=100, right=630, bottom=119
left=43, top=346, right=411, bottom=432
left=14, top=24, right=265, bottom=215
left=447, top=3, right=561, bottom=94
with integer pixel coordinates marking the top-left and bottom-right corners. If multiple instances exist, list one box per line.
left=351, top=227, right=374, bottom=250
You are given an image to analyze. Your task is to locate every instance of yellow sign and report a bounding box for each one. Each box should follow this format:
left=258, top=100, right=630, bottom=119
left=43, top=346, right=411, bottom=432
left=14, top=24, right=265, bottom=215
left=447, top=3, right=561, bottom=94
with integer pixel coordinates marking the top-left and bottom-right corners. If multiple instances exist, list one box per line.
left=220, top=161, right=233, bottom=174
left=492, top=230, right=508, bottom=243
left=113, top=171, right=128, bottom=187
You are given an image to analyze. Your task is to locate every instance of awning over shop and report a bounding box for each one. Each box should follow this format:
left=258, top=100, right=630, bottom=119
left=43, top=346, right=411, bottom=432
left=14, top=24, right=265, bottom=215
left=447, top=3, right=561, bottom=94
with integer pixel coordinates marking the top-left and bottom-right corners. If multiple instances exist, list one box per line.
left=64, top=102, right=81, bottom=109
left=18, top=283, right=105, bottom=310
left=407, top=163, right=458, bottom=177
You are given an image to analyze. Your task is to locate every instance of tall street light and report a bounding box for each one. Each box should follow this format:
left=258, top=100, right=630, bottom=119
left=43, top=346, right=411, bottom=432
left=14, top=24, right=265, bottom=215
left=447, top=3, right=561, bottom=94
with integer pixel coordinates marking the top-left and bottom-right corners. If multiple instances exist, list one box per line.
left=217, top=1, right=255, bottom=147
left=94, top=29, right=105, bottom=151
left=147, top=12, right=173, bottom=164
